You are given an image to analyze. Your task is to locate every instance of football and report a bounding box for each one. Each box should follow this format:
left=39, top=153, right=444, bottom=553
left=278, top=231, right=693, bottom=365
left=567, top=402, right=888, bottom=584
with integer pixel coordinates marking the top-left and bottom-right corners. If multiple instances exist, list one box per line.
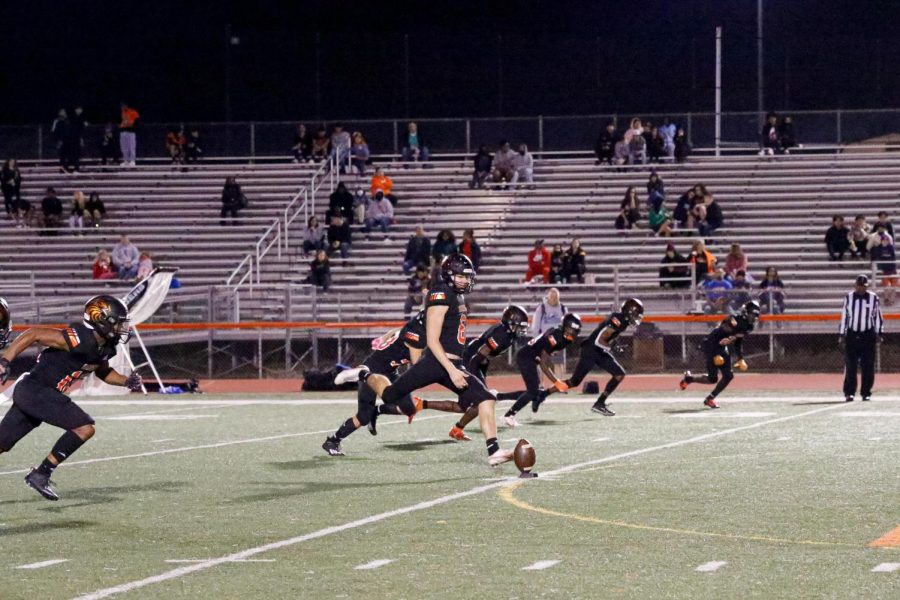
left=514, top=439, right=536, bottom=473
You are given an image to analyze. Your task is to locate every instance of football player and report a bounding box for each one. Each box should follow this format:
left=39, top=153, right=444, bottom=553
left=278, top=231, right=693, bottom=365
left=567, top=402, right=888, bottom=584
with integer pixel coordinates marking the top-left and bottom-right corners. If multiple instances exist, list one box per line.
left=679, top=300, right=760, bottom=408
left=501, top=312, right=582, bottom=427
left=361, top=254, right=516, bottom=466
left=0, top=298, right=10, bottom=351
left=533, top=298, right=644, bottom=417
left=322, top=311, right=427, bottom=456
left=0, top=295, right=142, bottom=500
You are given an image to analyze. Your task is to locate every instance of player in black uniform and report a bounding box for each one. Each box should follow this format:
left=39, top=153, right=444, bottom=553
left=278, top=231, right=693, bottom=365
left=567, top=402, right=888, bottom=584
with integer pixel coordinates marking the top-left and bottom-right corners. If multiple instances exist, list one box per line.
left=362, top=254, right=515, bottom=466
left=322, top=312, right=427, bottom=455
left=502, top=312, right=582, bottom=427
left=0, top=295, right=142, bottom=500
left=679, top=300, right=760, bottom=408
left=533, top=298, right=644, bottom=417
left=0, top=298, right=10, bottom=350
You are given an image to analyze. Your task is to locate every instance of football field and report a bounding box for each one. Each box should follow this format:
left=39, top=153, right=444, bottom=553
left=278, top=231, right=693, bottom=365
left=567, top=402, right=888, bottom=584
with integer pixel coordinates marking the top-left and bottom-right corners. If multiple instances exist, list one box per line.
left=1, top=392, right=898, bottom=599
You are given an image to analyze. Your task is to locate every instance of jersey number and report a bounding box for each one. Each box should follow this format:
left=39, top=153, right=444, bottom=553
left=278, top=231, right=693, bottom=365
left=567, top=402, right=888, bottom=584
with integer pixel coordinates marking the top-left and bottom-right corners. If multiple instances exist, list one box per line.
left=457, top=314, right=467, bottom=345
left=57, top=370, right=84, bottom=393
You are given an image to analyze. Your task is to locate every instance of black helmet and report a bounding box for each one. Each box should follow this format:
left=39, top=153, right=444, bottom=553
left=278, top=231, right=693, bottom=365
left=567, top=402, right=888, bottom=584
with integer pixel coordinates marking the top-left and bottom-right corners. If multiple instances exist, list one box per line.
left=741, top=300, right=761, bottom=324
left=84, top=295, right=131, bottom=344
left=440, top=253, right=476, bottom=294
left=561, top=312, right=583, bottom=341
left=501, top=304, right=529, bottom=336
left=0, top=297, right=10, bottom=349
left=621, top=297, right=644, bottom=326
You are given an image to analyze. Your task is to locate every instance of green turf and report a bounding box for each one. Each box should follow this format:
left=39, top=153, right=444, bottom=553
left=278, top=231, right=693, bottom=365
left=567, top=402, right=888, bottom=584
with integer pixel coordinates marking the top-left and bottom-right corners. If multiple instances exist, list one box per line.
left=1, top=393, right=898, bottom=599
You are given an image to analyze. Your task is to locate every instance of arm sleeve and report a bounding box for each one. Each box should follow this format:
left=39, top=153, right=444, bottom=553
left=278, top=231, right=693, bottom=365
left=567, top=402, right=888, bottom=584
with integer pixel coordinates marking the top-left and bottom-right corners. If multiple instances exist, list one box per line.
left=874, top=295, right=884, bottom=334
left=839, top=293, right=849, bottom=335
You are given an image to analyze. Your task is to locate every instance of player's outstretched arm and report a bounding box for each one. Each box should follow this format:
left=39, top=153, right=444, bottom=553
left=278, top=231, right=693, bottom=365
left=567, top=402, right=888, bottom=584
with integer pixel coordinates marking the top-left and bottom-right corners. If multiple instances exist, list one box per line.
left=0, top=328, right=70, bottom=383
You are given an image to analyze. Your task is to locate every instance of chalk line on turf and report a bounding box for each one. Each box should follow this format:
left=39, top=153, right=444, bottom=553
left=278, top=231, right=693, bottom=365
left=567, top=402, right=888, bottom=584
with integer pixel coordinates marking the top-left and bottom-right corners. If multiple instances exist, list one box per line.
left=695, top=561, right=727, bottom=572
left=16, top=559, right=69, bottom=569
left=521, top=560, right=560, bottom=571
left=72, top=402, right=849, bottom=600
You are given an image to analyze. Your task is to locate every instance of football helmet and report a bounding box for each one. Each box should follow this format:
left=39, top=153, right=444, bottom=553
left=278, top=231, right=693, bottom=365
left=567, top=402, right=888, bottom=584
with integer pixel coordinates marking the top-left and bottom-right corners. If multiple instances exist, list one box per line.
left=621, top=297, right=644, bottom=326
left=0, top=297, right=10, bottom=349
left=440, top=253, right=476, bottom=294
left=741, top=300, right=761, bottom=324
left=501, top=304, right=529, bottom=336
left=84, top=295, right=132, bottom=344
left=561, top=312, right=583, bottom=341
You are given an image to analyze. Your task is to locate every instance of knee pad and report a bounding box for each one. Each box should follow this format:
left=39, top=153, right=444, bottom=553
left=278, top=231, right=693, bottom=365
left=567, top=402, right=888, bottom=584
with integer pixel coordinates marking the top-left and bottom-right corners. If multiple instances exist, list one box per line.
left=355, top=405, right=375, bottom=426
left=382, top=386, right=400, bottom=404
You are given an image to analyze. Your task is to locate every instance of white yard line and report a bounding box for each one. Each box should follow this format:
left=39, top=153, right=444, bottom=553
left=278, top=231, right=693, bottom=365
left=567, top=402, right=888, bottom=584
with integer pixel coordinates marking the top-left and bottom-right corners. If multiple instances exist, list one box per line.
left=71, top=403, right=846, bottom=600
left=16, top=559, right=69, bottom=570
left=353, top=559, right=393, bottom=570
left=0, top=414, right=453, bottom=477
left=672, top=412, right=776, bottom=419
left=871, top=562, right=900, bottom=573
left=165, top=559, right=275, bottom=564
left=695, top=561, right=727, bottom=572
left=521, top=560, right=560, bottom=571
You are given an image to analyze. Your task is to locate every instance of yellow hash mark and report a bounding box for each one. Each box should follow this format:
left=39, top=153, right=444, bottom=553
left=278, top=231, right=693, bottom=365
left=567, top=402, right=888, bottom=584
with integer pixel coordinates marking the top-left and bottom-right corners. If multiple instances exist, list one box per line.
left=499, top=482, right=866, bottom=549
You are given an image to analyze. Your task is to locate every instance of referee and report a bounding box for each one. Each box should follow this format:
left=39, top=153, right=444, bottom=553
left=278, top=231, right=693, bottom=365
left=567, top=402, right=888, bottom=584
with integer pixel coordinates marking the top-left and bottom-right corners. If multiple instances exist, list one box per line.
left=839, top=274, right=884, bottom=402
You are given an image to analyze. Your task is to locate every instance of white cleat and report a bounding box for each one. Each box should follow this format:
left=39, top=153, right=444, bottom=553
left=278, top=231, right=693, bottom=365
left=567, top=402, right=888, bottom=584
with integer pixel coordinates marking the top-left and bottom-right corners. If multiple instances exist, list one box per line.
left=488, top=448, right=514, bottom=467
left=503, top=414, right=521, bottom=428
left=334, top=367, right=363, bottom=385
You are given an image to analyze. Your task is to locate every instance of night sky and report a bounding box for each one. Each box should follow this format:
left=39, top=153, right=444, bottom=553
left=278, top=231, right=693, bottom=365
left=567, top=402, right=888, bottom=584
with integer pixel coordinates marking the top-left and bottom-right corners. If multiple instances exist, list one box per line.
left=3, top=0, right=899, bottom=126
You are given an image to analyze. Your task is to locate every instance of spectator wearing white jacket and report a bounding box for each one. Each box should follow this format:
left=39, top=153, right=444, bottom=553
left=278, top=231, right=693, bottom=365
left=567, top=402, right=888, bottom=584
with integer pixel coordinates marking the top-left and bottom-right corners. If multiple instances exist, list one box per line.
left=365, top=191, right=394, bottom=237
left=531, top=287, right=568, bottom=336
left=511, top=143, right=534, bottom=186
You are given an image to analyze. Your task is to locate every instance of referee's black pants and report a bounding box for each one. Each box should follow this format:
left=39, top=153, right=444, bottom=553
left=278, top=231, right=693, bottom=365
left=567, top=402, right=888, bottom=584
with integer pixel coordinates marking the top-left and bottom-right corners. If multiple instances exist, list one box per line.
left=843, top=330, right=876, bottom=398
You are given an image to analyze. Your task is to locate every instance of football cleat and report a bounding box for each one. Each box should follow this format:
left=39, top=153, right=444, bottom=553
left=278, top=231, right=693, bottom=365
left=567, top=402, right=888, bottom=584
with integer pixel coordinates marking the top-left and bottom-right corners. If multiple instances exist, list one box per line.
left=448, top=426, right=471, bottom=441
left=531, top=389, right=549, bottom=413
left=367, top=412, right=378, bottom=436
left=24, top=468, right=59, bottom=501
left=845, top=396, right=854, bottom=402
left=591, top=401, right=615, bottom=416
left=334, top=367, right=363, bottom=386
left=503, top=414, right=521, bottom=428
left=408, top=396, right=424, bottom=423
left=862, top=396, right=871, bottom=402
left=703, top=397, right=720, bottom=409
left=488, top=448, right=514, bottom=467
left=322, top=438, right=345, bottom=456
left=679, top=371, right=692, bottom=390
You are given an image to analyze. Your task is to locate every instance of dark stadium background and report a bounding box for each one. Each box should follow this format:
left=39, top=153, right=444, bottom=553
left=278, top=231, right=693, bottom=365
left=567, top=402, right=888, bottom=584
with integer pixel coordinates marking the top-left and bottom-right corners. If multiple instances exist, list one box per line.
left=2, top=0, right=899, bottom=125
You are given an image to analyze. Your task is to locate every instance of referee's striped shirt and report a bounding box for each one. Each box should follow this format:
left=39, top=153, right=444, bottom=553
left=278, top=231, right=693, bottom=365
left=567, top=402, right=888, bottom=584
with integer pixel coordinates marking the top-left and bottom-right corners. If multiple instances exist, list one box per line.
left=840, top=291, right=884, bottom=335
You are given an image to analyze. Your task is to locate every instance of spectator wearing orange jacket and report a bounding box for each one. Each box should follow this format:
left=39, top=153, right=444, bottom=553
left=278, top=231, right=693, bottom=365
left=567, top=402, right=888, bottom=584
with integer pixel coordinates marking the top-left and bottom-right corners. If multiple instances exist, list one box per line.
left=525, top=239, right=552, bottom=283
left=119, top=103, right=140, bottom=166
left=370, top=167, right=397, bottom=206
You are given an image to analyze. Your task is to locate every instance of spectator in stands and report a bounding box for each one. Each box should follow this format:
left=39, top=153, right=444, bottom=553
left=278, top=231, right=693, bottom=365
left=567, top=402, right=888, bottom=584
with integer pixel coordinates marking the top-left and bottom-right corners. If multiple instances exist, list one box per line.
left=1, top=159, right=22, bottom=217
left=674, top=128, right=691, bottom=162
left=525, top=239, right=551, bottom=283
left=689, top=239, right=716, bottom=284
left=401, top=122, right=430, bottom=164
left=615, top=187, right=641, bottom=230
left=68, top=191, right=88, bottom=232
left=702, top=267, right=733, bottom=313
left=759, top=267, right=786, bottom=314
left=647, top=171, right=665, bottom=206
left=532, top=287, right=567, bottom=336
left=432, top=229, right=457, bottom=263
left=563, top=238, right=587, bottom=283
left=760, top=112, right=781, bottom=156
left=302, top=216, right=325, bottom=257
left=40, top=187, right=63, bottom=234
left=136, top=252, right=153, bottom=280
left=511, top=143, right=535, bottom=187
left=625, top=117, right=646, bottom=165
left=165, top=125, right=186, bottom=164
left=660, top=117, right=677, bottom=161
left=697, top=193, right=723, bottom=238
left=457, top=228, right=482, bottom=270
left=550, top=243, right=566, bottom=284
left=492, top=140, right=516, bottom=186
left=119, top=102, right=140, bottom=167
left=724, top=243, right=748, bottom=280
left=872, top=233, right=898, bottom=306
left=67, top=106, right=87, bottom=172
left=327, top=182, right=354, bottom=224
left=308, top=249, right=331, bottom=292
left=647, top=127, right=665, bottom=163
left=13, top=195, right=32, bottom=228
left=113, top=234, right=140, bottom=280
left=92, top=249, right=117, bottom=280
left=648, top=199, right=673, bottom=237
left=875, top=211, right=894, bottom=239
left=730, top=270, right=753, bottom=311
left=85, top=192, right=106, bottom=228
left=220, top=176, right=245, bottom=226
left=51, top=109, right=70, bottom=172
left=867, top=222, right=892, bottom=256
left=779, top=116, right=796, bottom=153
left=330, top=124, right=351, bottom=170
left=849, top=214, right=871, bottom=258
left=326, top=214, right=352, bottom=261
left=659, top=243, right=690, bottom=288
left=185, top=128, right=203, bottom=163
left=594, top=122, right=617, bottom=165
left=350, top=132, right=370, bottom=177
left=825, top=215, right=851, bottom=261
left=469, top=145, right=493, bottom=189
left=673, top=187, right=694, bottom=230
left=403, top=226, right=432, bottom=274
left=292, top=124, right=312, bottom=163
left=311, top=127, right=330, bottom=162
left=404, top=264, right=430, bottom=317
left=364, top=191, right=394, bottom=238
left=100, top=124, right=119, bottom=165
left=370, top=167, right=396, bottom=206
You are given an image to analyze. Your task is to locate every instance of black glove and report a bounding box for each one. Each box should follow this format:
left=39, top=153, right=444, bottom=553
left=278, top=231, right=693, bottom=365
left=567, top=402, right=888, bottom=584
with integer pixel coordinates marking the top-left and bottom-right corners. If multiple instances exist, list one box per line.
left=125, top=371, right=143, bottom=391
left=0, top=357, right=9, bottom=384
